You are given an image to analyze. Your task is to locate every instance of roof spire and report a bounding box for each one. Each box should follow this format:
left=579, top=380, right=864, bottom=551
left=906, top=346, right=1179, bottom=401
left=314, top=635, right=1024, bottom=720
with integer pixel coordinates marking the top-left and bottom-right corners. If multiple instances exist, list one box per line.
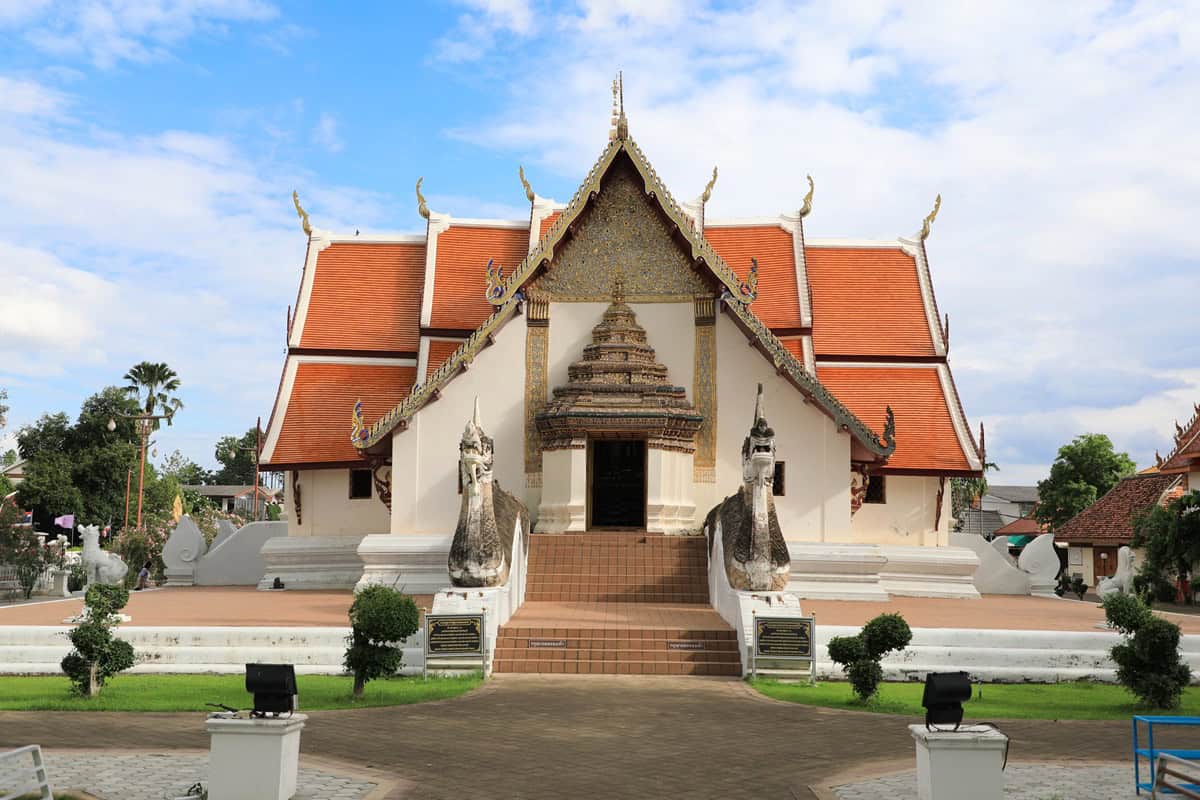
left=519, top=165, right=535, bottom=203
left=918, top=194, right=941, bottom=241
left=416, top=177, right=430, bottom=220
left=799, top=175, right=815, bottom=218
left=292, top=190, right=312, bottom=236
left=611, top=71, right=627, bottom=140
left=612, top=270, right=626, bottom=304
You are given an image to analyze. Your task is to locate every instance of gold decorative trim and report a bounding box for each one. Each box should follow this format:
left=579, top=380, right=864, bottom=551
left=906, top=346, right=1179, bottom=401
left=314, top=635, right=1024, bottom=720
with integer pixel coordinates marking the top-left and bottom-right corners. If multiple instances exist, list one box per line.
left=525, top=472, right=542, bottom=489
left=519, top=165, right=535, bottom=203
left=416, top=177, right=430, bottom=220
left=799, top=175, right=815, bottom=218
left=701, top=166, right=718, bottom=203
left=526, top=290, right=549, bottom=326
left=918, top=194, right=941, bottom=241
left=524, top=323, right=548, bottom=472
left=693, top=312, right=717, bottom=482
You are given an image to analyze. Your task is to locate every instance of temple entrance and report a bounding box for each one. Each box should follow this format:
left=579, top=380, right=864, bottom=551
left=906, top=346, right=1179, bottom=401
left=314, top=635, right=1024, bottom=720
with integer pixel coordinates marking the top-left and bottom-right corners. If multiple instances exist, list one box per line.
left=589, top=439, right=646, bottom=529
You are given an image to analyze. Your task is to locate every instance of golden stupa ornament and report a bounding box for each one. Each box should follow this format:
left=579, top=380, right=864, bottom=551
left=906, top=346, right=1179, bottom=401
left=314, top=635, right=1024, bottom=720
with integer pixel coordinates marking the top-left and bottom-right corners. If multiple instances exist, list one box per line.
left=416, top=177, right=430, bottom=220
left=799, top=175, right=815, bottom=218
left=292, top=190, right=312, bottom=236
left=918, top=194, right=941, bottom=241
left=519, top=165, right=535, bottom=203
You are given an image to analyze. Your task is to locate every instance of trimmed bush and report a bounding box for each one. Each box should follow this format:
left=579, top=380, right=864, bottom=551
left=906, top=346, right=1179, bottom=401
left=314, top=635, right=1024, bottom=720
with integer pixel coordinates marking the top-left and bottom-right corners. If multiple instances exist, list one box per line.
left=61, top=584, right=135, bottom=696
left=827, top=613, right=912, bottom=702
left=1104, top=593, right=1190, bottom=708
left=344, top=585, right=420, bottom=698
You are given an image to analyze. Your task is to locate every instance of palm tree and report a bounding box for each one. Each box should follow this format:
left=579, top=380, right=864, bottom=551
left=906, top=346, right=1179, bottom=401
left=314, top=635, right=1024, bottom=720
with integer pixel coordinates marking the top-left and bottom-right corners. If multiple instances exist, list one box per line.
left=123, top=362, right=183, bottom=428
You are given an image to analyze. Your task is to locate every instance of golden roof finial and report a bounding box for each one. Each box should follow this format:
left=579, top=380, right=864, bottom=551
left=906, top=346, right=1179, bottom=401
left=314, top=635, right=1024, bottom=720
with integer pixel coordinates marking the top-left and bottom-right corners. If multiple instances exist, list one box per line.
left=701, top=166, right=718, bottom=203
left=918, top=193, right=941, bottom=241
left=292, top=190, right=312, bottom=236
left=519, top=165, right=535, bottom=203
left=799, top=175, right=815, bottom=218
left=614, top=71, right=628, bottom=140
left=609, top=77, right=620, bottom=140
left=416, top=177, right=430, bottom=220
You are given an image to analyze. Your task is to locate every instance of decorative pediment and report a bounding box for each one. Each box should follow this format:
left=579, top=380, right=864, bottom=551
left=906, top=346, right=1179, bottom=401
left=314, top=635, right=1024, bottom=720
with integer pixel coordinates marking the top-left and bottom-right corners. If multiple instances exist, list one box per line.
left=531, top=157, right=711, bottom=302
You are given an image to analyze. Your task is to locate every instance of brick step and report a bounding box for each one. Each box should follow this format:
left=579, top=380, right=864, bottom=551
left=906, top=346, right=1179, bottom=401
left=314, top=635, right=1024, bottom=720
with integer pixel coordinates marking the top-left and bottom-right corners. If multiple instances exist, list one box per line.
left=525, top=592, right=710, bottom=603
left=494, top=646, right=740, bottom=662
left=525, top=578, right=709, bottom=589
left=499, top=626, right=737, bottom=641
left=497, top=634, right=739, bottom=648
left=492, top=660, right=741, bottom=675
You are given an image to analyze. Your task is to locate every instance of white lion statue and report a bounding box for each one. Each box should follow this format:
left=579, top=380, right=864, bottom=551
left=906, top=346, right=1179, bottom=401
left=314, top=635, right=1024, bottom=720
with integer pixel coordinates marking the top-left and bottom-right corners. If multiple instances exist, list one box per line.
left=1098, top=546, right=1135, bottom=598
left=78, top=524, right=128, bottom=586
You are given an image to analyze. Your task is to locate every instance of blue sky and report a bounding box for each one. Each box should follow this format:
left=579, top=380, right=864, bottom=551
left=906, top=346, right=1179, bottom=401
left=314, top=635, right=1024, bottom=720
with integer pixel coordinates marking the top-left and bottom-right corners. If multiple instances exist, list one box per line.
left=1, top=1, right=1198, bottom=484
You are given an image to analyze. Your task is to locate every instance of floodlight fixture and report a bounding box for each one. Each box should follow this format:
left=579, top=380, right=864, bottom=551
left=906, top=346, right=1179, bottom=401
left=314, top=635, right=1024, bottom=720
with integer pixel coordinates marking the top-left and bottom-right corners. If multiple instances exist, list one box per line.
left=245, top=663, right=297, bottom=716
left=922, top=671, right=971, bottom=731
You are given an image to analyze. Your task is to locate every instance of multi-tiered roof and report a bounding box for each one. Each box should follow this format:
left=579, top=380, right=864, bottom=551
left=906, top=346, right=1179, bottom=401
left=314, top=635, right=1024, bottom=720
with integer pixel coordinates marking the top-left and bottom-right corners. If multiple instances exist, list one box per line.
left=260, top=103, right=983, bottom=478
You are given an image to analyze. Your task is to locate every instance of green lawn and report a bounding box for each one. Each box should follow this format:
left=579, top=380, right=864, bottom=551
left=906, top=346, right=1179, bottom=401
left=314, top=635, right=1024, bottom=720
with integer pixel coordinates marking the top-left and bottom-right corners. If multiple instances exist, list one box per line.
left=751, top=679, right=1200, bottom=720
left=0, top=673, right=482, bottom=712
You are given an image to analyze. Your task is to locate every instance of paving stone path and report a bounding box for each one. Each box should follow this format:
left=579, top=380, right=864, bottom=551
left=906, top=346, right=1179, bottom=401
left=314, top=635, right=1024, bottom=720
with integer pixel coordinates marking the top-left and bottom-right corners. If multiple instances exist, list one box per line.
left=36, top=752, right=376, bottom=800
left=832, top=764, right=1136, bottom=799
left=0, top=676, right=1139, bottom=799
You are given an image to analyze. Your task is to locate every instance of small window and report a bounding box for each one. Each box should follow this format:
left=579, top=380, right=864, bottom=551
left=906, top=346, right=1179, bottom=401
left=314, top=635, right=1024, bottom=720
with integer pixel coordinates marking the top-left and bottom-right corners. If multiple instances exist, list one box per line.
left=349, top=469, right=373, bottom=499
left=865, top=475, right=886, bottom=504
left=772, top=461, right=786, bottom=496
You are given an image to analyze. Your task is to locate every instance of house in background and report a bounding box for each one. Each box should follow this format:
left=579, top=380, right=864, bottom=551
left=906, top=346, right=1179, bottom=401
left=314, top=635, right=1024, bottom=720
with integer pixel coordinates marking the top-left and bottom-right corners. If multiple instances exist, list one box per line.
left=0, top=459, right=26, bottom=487
left=980, top=485, right=1039, bottom=525
left=183, top=485, right=280, bottom=518
left=958, top=508, right=1005, bottom=539
left=1055, top=472, right=1183, bottom=587
left=993, top=515, right=1045, bottom=552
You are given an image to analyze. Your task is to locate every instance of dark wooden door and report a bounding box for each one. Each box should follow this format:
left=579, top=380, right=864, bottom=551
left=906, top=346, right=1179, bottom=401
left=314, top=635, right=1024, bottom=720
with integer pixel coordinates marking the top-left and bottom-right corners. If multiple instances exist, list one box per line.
left=1094, top=546, right=1119, bottom=580
left=590, top=440, right=646, bottom=529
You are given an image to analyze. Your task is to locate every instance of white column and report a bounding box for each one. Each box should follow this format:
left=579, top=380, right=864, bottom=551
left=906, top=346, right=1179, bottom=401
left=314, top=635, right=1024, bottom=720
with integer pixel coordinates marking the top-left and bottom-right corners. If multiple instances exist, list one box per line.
left=536, top=447, right=586, bottom=532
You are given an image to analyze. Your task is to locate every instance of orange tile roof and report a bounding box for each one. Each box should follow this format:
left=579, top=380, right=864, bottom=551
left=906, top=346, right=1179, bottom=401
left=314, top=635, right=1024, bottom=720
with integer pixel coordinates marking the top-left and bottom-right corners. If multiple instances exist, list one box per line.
left=430, top=225, right=528, bottom=331
left=817, top=366, right=970, bottom=471
left=268, top=362, right=415, bottom=466
left=994, top=516, right=1044, bottom=535
left=705, top=225, right=803, bottom=329
left=426, top=339, right=463, bottom=380
left=806, top=247, right=935, bottom=357
left=539, top=211, right=562, bottom=238
left=300, top=242, right=424, bottom=352
left=780, top=337, right=804, bottom=360
left=1162, top=408, right=1200, bottom=472
left=1055, top=473, right=1180, bottom=543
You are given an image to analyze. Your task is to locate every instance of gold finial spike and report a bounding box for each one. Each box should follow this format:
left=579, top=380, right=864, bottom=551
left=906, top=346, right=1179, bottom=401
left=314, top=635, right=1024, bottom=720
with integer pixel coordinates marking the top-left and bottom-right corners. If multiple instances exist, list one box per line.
left=615, top=71, right=628, bottom=140
left=292, top=190, right=312, bottom=236
left=918, top=193, right=941, bottom=241
left=701, top=166, right=718, bottom=203
left=799, top=175, right=815, bottom=218
left=519, top=165, right=535, bottom=203
left=609, top=77, right=619, bottom=140
left=416, top=177, right=430, bottom=220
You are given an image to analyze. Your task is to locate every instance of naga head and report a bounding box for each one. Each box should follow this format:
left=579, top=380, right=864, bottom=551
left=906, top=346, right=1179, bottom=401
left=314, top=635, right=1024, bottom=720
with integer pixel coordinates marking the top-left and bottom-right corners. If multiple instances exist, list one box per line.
left=460, top=397, right=494, bottom=491
left=741, top=384, right=776, bottom=488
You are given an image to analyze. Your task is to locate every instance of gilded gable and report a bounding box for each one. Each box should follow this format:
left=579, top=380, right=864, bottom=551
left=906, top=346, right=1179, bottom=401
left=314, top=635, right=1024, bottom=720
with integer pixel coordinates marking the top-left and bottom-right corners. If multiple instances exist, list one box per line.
left=532, top=157, right=711, bottom=302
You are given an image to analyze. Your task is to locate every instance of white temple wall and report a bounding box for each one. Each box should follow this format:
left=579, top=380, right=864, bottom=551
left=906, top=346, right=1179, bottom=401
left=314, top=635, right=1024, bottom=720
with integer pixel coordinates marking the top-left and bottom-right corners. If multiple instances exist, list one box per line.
left=1189, top=468, right=1199, bottom=493
left=850, top=475, right=948, bottom=546
left=546, top=302, right=695, bottom=402
left=711, top=314, right=852, bottom=542
left=389, top=317, right=526, bottom=535
left=286, top=468, right=390, bottom=538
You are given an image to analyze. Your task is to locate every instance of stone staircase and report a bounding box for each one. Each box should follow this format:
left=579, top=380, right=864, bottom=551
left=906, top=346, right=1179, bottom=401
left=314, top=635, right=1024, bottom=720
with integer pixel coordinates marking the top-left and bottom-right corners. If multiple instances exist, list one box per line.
left=494, top=532, right=741, bottom=676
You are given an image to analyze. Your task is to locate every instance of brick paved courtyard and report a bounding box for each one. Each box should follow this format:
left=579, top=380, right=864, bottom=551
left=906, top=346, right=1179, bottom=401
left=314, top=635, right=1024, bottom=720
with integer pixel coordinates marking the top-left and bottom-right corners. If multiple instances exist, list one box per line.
left=0, top=675, right=1139, bottom=799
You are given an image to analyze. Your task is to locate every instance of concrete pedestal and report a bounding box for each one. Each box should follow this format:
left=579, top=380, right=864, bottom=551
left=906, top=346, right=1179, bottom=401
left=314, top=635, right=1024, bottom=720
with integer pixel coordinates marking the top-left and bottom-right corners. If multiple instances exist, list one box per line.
left=206, top=714, right=306, bottom=800
left=910, top=724, right=1008, bottom=800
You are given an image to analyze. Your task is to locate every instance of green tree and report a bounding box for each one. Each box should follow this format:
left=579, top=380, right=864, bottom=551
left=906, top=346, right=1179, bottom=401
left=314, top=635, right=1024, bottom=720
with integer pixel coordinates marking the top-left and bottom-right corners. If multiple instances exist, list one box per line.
left=2, top=450, right=16, bottom=466
left=1104, top=592, right=1191, bottom=708
left=1034, top=434, right=1136, bottom=530
left=826, top=613, right=912, bottom=702
left=61, top=584, right=135, bottom=696
left=214, top=427, right=260, bottom=485
left=343, top=586, right=420, bottom=697
left=160, top=450, right=212, bottom=486
left=1132, top=491, right=1200, bottom=598
left=123, top=362, right=183, bottom=429
left=17, top=412, right=72, bottom=459
left=0, top=387, right=7, bottom=430
left=16, top=453, right=83, bottom=531
left=0, top=501, right=52, bottom=599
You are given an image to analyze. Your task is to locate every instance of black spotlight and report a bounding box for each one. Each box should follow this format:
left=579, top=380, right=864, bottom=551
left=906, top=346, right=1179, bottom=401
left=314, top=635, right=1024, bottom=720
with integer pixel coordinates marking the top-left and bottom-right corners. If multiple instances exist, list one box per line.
left=245, top=663, right=297, bottom=716
left=922, top=671, right=971, bottom=730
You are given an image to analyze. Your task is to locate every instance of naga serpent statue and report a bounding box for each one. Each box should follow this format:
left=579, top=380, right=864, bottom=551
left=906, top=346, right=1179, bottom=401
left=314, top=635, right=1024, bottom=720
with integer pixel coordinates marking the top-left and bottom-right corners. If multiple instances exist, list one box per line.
left=448, top=398, right=528, bottom=588
left=703, top=384, right=791, bottom=591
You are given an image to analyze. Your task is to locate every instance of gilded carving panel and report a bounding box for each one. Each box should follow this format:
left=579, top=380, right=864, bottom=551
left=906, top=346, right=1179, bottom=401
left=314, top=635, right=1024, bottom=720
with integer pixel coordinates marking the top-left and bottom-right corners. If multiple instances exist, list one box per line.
left=524, top=323, right=548, bottom=475
left=533, top=160, right=709, bottom=302
left=693, top=314, right=717, bottom=483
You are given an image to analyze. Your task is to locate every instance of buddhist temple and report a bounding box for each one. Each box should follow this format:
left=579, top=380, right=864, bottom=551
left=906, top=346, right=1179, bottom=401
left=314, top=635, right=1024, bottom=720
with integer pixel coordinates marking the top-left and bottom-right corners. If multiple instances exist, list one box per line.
left=258, top=81, right=985, bottom=616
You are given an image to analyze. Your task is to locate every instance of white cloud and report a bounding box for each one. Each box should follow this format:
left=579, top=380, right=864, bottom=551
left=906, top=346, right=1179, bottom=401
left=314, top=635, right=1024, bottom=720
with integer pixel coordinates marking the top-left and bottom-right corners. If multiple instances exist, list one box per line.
left=312, top=112, right=343, bottom=153
left=438, top=0, right=1200, bottom=481
left=435, top=0, right=536, bottom=62
left=11, top=0, right=278, bottom=68
left=0, top=75, right=67, bottom=116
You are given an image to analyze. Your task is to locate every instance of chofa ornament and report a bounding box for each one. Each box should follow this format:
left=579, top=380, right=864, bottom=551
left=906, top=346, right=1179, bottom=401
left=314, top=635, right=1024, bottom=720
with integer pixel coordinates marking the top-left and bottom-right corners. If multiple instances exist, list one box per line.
left=351, top=400, right=369, bottom=446
left=738, top=258, right=759, bottom=304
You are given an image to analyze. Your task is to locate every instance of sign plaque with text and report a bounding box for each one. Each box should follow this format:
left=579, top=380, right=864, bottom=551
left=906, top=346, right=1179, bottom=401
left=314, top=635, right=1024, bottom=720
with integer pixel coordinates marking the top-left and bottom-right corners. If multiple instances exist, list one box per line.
left=754, top=617, right=814, bottom=661
left=425, top=614, right=483, bottom=656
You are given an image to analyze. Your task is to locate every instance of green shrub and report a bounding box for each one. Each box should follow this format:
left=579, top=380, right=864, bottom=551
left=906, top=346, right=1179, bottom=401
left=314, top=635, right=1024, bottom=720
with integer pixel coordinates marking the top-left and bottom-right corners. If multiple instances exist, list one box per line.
left=827, top=613, right=912, bottom=702
left=61, top=584, right=135, bottom=696
left=67, top=562, right=88, bottom=592
left=344, top=586, right=420, bottom=698
left=1103, top=593, right=1190, bottom=708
